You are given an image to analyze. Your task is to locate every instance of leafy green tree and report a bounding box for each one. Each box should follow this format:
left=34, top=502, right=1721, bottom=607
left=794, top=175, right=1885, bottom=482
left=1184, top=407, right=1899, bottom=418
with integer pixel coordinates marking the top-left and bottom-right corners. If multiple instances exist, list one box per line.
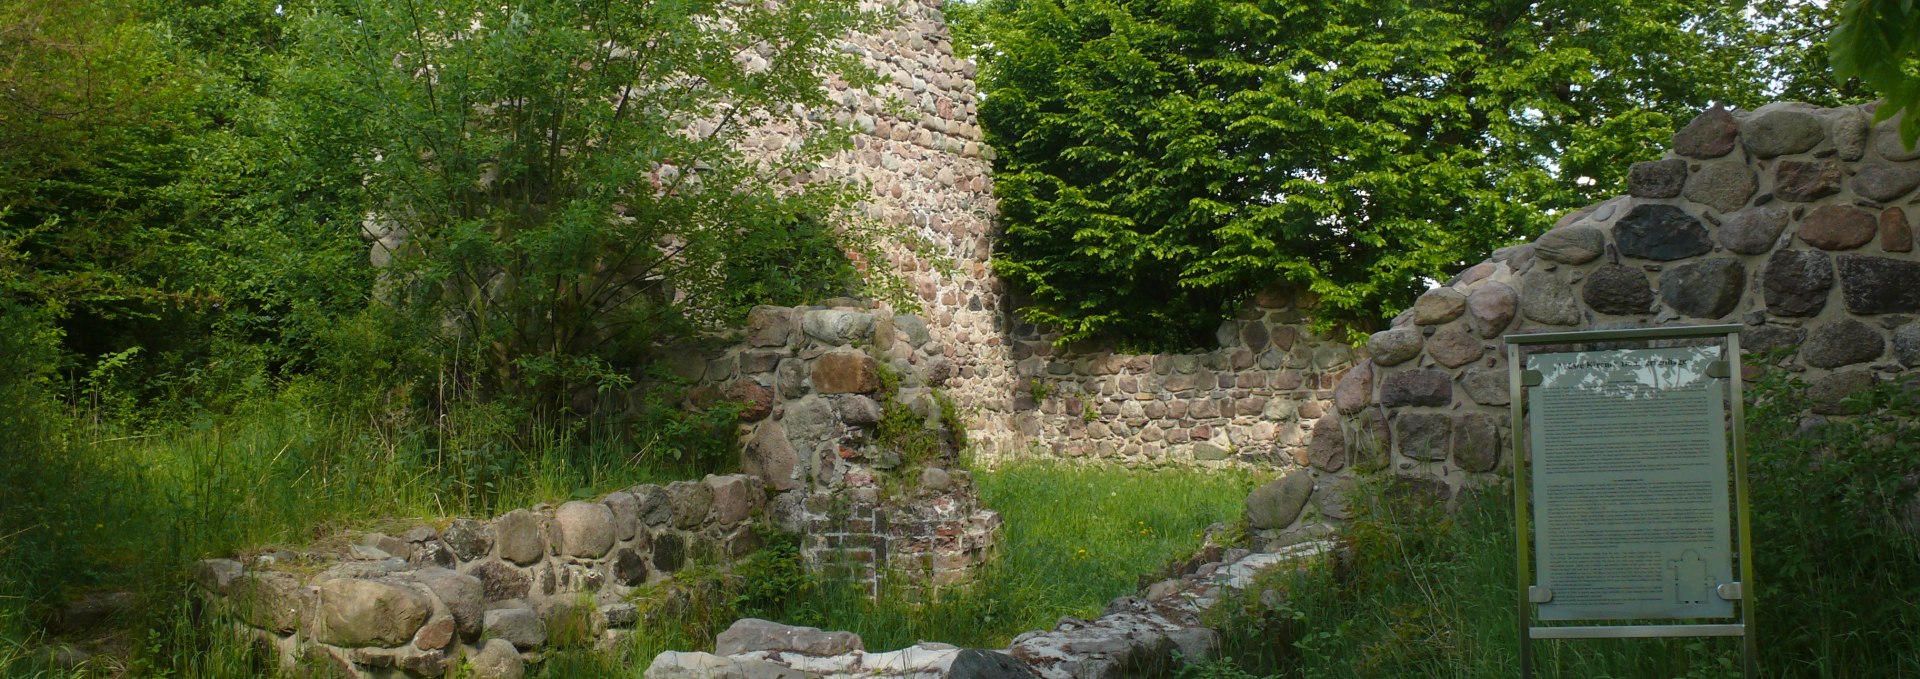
left=971, top=0, right=1787, bottom=348
left=266, top=0, right=887, bottom=416
left=1830, top=0, right=1920, bottom=147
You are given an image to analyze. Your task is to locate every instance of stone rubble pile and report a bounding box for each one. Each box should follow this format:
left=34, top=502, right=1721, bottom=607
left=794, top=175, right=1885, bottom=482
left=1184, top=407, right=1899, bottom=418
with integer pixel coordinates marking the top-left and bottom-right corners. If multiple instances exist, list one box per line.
left=643, top=541, right=1331, bottom=679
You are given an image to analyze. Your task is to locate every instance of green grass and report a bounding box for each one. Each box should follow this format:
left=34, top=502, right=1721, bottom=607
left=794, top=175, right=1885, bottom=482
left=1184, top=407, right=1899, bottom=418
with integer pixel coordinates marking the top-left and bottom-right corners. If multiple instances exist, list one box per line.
left=548, top=460, right=1266, bottom=673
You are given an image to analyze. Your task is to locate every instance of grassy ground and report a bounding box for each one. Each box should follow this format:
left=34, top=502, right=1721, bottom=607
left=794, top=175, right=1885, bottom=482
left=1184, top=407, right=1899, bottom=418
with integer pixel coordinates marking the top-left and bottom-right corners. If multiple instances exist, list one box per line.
left=531, top=460, right=1267, bottom=676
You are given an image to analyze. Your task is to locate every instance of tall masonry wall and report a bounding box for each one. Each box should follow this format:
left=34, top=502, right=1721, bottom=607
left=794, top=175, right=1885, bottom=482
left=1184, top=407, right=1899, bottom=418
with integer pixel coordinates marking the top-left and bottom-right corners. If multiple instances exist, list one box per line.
left=796, top=0, right=1024, bottom=458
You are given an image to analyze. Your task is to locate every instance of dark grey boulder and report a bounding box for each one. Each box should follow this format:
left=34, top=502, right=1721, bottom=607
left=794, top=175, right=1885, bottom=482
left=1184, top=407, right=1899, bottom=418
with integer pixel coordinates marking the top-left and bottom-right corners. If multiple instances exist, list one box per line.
left=1616, top=205, right=1713, bottom=261
left=1583, top=264, right=1654, bottom=316
left=1837, top=255, right=1920, bottom=314
left=1762, top=249, right=1833, bottom=317
left=1660, top=258, right=1747, bottom=319
left=1379, top=369, right=1452, bottom=408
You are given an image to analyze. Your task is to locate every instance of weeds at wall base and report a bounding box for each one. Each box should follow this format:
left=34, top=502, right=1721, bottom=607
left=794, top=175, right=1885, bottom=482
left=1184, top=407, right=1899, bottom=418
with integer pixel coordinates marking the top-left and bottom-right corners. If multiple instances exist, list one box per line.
left=1201, top=372, right=1920, bottom=679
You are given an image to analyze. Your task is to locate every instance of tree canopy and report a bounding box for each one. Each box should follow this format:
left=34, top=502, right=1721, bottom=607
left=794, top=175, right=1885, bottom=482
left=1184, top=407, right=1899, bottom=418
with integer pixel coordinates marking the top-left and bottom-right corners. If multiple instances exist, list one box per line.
left=1830, top=0, right=1920, bottom=147
left=968, top=0, right=1856, bottom=348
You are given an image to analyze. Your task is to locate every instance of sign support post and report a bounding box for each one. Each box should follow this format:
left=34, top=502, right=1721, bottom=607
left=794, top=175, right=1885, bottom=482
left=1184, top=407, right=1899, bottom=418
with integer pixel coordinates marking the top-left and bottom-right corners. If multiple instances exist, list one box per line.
left=1505, top=324, right=1756, bottom=679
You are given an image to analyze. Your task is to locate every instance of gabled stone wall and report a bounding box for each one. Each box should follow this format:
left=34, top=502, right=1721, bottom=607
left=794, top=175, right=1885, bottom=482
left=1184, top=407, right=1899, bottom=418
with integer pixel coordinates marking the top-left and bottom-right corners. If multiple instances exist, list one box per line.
left=1333, top=102, right=1919, bottom=499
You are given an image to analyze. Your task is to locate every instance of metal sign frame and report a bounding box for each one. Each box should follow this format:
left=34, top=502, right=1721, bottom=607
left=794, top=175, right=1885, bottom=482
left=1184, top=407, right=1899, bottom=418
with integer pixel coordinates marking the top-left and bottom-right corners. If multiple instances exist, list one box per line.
left=1505, top=324, right=1756, bottom=679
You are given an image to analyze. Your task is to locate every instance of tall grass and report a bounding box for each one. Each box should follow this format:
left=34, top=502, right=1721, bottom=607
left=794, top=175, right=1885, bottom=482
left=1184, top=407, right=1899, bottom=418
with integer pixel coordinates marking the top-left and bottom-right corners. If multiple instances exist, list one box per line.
left=0, top=377, right=724, bottom=677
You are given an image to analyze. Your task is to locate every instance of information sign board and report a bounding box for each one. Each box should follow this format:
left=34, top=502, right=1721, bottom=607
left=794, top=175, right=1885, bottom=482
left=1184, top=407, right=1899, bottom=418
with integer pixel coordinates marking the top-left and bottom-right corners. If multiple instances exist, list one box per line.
left=1504, top=324, right=1758, bottom=679
left=1526, top=346, right=1734, bottom=621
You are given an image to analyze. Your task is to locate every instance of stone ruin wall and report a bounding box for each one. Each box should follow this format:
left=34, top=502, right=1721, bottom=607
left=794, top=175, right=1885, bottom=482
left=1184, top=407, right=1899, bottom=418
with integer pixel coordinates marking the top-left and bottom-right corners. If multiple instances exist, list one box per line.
left=790, top=0, right=1022, bottom=458
left=192, top=302, right=1004, bottom=678
left=194, top=474, right=774, bottom=678
left=1330, top=102, right=1920, bottom=506
left=711, top=303, right=1000, bottom=588
left=1003, top=291, right=1358, bottom=469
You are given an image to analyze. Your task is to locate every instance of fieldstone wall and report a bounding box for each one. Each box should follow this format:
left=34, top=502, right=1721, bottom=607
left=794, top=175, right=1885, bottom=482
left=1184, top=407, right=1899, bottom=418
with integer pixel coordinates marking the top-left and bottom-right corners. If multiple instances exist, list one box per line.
left=792, top=0, right=1021, bottom=458
left=1331, top=102, right=1920, bottom=498
left=1004, top=289, right=1359, bottom=468
left=718, top=302, right=1000, bottom=589
left=194, top=474, right=770, bottom=679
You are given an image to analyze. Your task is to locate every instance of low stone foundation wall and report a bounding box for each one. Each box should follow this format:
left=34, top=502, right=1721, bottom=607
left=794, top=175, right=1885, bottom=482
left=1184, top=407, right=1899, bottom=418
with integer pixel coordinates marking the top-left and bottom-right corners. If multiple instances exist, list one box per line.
left=194, top=474, right=768, bottom=678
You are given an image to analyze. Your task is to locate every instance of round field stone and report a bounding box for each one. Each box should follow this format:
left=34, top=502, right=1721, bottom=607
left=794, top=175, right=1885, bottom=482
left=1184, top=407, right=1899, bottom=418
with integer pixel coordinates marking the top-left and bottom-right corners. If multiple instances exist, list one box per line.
left=1893, top=323, right=1920, bottom=367
left=1426, top=328, right=1485, bottom=368
left=1413, top=288, right=1468, bottom=325
left=1830, top=106, right=1871, bottom=160
left=1307, top=414, right=1346, bottom=472
left=1718, top=206, right=1790, bottom=255
left=1683, top=161, right=1757, bottom=213
left=1802, top=318, right=1885, bottom=369
left=1334, top=363, right=1373, bottom=414
left=1873, top=113, right=1920, bottom=161
left=1367, top=327, right=1423, bottom=366
left=1451, top=414, right=1502, bottom=473
left=1616, top=204, right=1713, bottom=261
left=1628, top=158, right=1688, bottom=198
left=1853, top=164, right=1920, bottom=202
left=1534, top=225, right=1606, bottom=264
left=1460, top=366, right=1510, bottom=406
left=1583, top=264, right=1654, bottom=316
left=494, top=509, right=544, bottom=566
left=1393, top=413, right=1452, bottom=461
left=553, top=502, right=615, bottom=559
left=1882, top=208, right=1913, bottom=253
left=1741, top=107, right=1825, bottom=158
left=1660, top=258, right=1747, bottom=319
left=1673, top=105, right=1738, bottom=158
left=1468, top=281, right=1518, bottom=338
left=1379, top=369, right=1452, bottom=408
left=1762, top=249, right=1833, bottom=317
left=1246, top=471, right=1314, bottom=529
left=1773, top=159, right=1842, bottom=202
left=1520, top=270, right=1581, bottom=326
left=1799, top=205, right=1877, bottom=251
left=1809, top=371, right=1876, bottom=415
left=1741, top=325, right=1806, bottom=355
left=316, top=579, right=432, bottom=647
